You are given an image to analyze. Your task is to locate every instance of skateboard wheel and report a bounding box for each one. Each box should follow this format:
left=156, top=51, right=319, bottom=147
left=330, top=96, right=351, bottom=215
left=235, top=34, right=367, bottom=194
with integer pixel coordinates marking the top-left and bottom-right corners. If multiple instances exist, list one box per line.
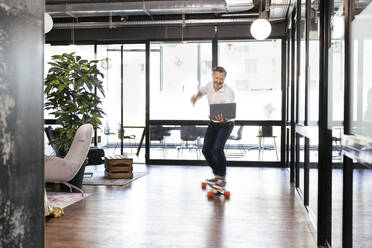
left=224, top=191, right=231, bottom=198
left=201, top=182, right=207, bottom=189
left=207, top=191, right=214, bottom=198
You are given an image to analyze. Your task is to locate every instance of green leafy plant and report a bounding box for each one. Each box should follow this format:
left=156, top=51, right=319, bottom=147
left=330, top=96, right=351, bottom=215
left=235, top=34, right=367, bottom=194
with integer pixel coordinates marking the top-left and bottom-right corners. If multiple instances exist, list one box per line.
left=44, top=52, right=105, bottom=154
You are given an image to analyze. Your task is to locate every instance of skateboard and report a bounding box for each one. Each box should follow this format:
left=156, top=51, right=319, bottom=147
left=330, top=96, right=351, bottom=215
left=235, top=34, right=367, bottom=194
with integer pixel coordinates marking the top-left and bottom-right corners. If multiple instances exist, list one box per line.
left=201, top=181, right=230, bottom=199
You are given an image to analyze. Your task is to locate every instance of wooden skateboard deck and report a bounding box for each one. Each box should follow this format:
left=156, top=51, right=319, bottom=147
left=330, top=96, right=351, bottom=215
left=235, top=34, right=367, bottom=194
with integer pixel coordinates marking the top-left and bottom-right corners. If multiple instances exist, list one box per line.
left=201, top=181, right=230, bottom=198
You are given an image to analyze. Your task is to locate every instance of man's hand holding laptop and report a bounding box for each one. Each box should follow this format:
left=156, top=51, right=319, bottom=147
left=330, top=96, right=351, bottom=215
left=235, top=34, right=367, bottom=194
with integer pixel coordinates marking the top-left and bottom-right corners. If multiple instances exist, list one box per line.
left=214, top=114, right=228, bottom=122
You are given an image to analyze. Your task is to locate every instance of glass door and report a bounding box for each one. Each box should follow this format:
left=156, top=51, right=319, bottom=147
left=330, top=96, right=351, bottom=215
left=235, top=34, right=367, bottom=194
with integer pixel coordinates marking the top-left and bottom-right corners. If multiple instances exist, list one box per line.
left=348, top=1, right=372, bottom=247
left=328, top=1, right=345, bottom=246
left=97, top=44, right=146, bottom=162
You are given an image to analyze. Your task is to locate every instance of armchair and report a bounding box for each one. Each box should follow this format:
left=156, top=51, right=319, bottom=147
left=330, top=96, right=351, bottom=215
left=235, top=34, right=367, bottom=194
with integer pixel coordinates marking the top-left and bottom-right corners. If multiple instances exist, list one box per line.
left=44, top=124, right=93, bottom=195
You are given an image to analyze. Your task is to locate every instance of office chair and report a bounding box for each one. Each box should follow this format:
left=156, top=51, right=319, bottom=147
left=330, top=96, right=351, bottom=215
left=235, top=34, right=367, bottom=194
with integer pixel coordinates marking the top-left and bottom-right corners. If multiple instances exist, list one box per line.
left=226, top=126, right=246, bottom=157
left=177, top=126, right=201, bottom=159
left=150, top=126, right=171, bottom=157
left=257, top=126, right=279, bottom=161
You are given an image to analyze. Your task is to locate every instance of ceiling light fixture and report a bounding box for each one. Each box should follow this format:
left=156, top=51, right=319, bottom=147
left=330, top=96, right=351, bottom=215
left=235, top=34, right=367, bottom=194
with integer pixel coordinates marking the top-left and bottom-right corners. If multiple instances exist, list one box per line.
left=250, top=0, right=272, bottom=40
left=44, top=13, right=53, bottom=33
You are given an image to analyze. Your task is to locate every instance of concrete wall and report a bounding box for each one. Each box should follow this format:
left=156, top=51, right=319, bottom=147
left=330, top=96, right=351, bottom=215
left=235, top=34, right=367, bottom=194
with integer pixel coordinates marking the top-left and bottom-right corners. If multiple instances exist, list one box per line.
left=0, top=0, right=44, bottom=247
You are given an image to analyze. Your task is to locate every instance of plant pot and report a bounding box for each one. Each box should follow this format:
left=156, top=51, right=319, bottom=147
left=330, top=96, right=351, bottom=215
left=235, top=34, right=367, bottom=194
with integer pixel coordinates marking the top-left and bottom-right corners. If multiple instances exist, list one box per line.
left=67, top=158, right=88, bottom=189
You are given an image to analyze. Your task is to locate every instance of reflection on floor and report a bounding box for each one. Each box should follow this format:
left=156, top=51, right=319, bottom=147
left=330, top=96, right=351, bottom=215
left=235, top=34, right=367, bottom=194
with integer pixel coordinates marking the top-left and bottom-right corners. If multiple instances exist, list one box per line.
left=45, top=166, right=316, bottom=248
left=298, top=167, right=372, bottom=248
left=331, top=168, right=372, bottom=248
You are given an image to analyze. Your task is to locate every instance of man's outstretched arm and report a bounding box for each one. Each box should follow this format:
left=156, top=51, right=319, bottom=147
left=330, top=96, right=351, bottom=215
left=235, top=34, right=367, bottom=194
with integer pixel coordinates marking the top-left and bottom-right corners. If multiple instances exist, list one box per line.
left=191, top=91, right=203, bottom=105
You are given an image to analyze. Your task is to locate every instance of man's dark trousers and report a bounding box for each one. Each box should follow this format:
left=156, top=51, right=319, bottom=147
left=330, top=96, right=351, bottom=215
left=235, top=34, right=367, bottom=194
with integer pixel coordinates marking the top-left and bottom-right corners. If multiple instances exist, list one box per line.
left=202, top=121, right=234, bottom=177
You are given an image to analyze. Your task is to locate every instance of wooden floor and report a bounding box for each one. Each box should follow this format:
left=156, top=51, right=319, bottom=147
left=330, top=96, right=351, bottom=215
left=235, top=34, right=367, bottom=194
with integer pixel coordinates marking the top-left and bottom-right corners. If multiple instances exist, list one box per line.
left=45, top=166, right=317, bottom=248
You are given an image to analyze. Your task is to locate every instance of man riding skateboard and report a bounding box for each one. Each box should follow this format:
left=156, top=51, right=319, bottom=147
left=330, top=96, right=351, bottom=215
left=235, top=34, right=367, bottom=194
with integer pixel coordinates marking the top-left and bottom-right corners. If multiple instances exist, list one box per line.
left=191, top=66, right=235, bottom=189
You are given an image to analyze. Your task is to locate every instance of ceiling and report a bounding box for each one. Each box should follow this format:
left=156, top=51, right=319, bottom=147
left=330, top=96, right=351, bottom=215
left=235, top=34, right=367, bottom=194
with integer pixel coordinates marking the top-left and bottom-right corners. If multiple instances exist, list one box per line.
left=45, top=0, right=292, bottom=29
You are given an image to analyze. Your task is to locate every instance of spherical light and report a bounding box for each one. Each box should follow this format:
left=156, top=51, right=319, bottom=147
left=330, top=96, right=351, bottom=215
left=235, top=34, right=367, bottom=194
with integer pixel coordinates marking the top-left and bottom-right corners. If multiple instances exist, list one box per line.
left=44, top=13, right=53, bottom=34
left=250, top=18, right=272, bottom=40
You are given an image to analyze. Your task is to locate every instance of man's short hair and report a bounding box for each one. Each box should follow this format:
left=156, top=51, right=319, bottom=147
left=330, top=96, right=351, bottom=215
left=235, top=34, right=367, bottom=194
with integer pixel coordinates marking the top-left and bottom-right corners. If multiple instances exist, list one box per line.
left=213, top=66, right=227, bottom=76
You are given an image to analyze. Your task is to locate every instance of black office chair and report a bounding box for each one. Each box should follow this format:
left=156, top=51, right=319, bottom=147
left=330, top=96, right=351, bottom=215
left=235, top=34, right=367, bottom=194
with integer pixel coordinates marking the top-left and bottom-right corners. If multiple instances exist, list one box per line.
left=44, top=126, right=63, bottom=157
left=226, top=126, right=246, bottom=157
left=84, top=147, right=105, bottom=177
left=177, top=126, right=201, bottom=158
left=150, top=126, right=171, bottom=157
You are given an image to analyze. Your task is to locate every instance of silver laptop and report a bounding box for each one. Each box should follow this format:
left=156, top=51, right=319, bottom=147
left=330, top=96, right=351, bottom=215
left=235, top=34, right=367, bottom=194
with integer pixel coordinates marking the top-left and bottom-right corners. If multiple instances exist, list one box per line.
left=209, top=103, right=236, bottom=120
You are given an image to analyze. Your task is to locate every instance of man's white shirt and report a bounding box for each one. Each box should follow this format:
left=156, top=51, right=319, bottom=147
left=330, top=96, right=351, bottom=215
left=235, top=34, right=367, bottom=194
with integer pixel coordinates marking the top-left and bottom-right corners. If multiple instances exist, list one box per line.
left=199, top=82, right=235, bottom=105
left=199, top=82, right=235, bottom=122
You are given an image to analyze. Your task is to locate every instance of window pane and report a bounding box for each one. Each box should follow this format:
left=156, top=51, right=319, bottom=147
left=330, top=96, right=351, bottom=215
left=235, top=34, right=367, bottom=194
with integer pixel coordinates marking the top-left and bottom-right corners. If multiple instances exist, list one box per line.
left=96, top=44, right=146, bottom=161
left=350, top=2, right=372, bottom=248
left=219, top=40, right=282, bottom=120
left=308, top=2, right=320, bottom=225
left=351, top=2, right=372, bottom=138
left=330, top=1, right=345, bottom=247
left=150, top=42, right=212, bottom=120
left=298, top=1, right=306, bottom=124
left=328, top=3, right=345, bottom=129
left=149, top=124, right=281, bottom=161
left=96, top=44, right=122, bottom=134
left=44, top=44, right=94, bottom=119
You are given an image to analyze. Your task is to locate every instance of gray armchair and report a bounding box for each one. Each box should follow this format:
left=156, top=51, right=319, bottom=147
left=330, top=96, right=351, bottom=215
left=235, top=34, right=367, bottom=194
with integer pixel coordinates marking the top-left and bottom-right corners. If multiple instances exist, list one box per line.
left=44, top=124, right=93, bottom=195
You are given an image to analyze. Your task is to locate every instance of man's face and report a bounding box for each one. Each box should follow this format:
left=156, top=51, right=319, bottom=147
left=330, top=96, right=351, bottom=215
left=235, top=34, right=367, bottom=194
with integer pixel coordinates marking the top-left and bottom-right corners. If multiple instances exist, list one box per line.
left=213, top=71, right=226, bottom=90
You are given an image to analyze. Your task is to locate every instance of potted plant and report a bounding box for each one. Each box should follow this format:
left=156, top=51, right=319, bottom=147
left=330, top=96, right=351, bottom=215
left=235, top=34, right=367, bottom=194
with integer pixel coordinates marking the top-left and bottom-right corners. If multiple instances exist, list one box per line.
left=44, top=52, right=105, bottom=187
left=45, top=52, right=105, bottom=153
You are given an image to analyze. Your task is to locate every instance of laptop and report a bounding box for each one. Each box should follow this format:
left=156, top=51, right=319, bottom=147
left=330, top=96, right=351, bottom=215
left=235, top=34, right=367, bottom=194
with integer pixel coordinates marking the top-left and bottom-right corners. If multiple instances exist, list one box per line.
left=209, top=103, right=236, bottom=120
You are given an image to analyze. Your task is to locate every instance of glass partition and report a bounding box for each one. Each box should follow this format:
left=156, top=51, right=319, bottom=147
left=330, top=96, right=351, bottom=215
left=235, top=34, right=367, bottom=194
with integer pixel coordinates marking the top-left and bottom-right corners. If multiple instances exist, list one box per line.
left=308, top=1, right=320, bottom=223
left=299, top=136, right=305, bottom=195
left=350, top=2, right=372, bottom=138
left=298, top=0, right=306, bottom=124
left=350, top=1, right=372, bottom=247
left=96, top=44, right=122, bottom=149
left=149, top=42, right=212, bottom=120
left=96, top=44, right=146, bottom=162
left=329, top=1, right=345, bottom=247
left=309, top=137, right=318, bottom=218
left=149, top=124, right=281, bottom=161
left=218, top=40, right=282, bottom=120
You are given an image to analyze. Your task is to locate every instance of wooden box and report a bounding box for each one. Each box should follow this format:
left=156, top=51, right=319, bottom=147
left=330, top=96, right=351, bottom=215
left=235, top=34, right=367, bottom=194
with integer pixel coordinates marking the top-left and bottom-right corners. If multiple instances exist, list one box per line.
left=105, top=155, right=133, bottom=179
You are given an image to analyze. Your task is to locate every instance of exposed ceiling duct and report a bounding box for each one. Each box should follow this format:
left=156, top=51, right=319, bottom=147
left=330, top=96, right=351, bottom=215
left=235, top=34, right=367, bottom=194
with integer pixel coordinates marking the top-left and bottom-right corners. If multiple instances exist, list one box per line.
left=46, top=0, right=255, bottom=18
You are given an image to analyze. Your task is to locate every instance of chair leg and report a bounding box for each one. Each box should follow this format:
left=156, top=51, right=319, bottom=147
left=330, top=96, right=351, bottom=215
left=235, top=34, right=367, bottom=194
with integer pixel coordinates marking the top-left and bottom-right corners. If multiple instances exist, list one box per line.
left=63, top=182, right=84, bottom=196
left=161, top=140, right=167, bottom=158
left=113, top=142, right=119, bottom=155
left=258, top=137, right=262, bottom=161
left=273, top=137, right=279, bottom=161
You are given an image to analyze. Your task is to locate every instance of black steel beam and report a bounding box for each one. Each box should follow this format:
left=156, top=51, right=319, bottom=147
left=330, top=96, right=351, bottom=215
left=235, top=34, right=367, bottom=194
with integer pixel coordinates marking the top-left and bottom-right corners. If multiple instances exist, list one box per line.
left=94, top=44, right=98, bottom=146
left=145, top=41, right=150, bottom=163
left=304, top=137, right=310, bottom=206
left=148, top=120, right=283, bottom=126
left=212, top=37, right=218, bottom=68
left=281, top=38, right=286, bottom=165
left=290, top=11, right=296, bottom=183
left=342, top=0, right=354, bottom=246
left=46, top=22, right=287, bottom=44
left=148, top=160, right=284, bottom=167
left=120, top=44, right=124, bottom=155
left=318, top=0, right=332, bottom=245
left=295, top=133, right=300, bottom=188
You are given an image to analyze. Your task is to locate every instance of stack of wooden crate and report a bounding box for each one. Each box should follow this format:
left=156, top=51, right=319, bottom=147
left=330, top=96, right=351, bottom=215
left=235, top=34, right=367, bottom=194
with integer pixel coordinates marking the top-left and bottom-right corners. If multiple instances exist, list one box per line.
left=104, top=155, right=133, bottom=179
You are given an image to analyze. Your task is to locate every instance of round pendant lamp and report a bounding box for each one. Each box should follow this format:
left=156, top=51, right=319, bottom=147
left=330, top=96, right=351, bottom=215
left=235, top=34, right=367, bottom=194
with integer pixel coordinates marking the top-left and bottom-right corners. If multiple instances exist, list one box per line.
left=44, top=13, right=53, bottom=34
left=250, top=18, right=272, bottom=40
